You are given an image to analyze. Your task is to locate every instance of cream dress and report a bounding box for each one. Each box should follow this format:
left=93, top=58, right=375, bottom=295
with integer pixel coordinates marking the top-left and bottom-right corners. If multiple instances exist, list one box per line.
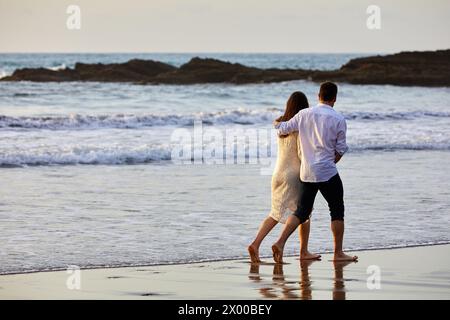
left=269, top=132, right=301, bottom=224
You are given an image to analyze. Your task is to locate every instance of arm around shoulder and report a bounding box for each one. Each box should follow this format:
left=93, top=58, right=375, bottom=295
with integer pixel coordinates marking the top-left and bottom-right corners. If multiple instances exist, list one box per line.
left=275, top=113, right=300, bottom=136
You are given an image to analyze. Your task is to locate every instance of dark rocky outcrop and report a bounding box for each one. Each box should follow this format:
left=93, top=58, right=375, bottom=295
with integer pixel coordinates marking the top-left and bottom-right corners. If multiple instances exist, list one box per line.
left=4, top=67, right=78, bottom=82
left=313, top=49, right=450, bottom=86
left=2, top=59, right=176, bottom=83
left=74, top=59, right=176, bottom=82
left=2, top=49, right=450, bottom=86
left=149, top=57, right=311, bottom=84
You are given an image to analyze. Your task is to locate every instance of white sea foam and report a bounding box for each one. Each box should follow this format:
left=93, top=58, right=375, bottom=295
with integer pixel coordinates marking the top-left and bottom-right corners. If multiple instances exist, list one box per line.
left=1, top=109, right=449, bottom=130
left=0, top=145, right=172, bottom=166
left=47, top=63, right=67, bottom=71
left=0, top=69, right=11, bottom=79
left=1, top=142, right=449, bottom=167
left=0, top=109, right=277, bottom=129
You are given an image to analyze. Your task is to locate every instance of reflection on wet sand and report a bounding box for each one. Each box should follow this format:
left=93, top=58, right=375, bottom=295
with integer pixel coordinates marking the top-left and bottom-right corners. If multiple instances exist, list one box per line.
left=300, top=260, right=314, bottom=300
left=333, top=261, right=355, bottom=300
left=248, top=259, right=357, bottom=300
left=273, top=263, right=299, bottom=299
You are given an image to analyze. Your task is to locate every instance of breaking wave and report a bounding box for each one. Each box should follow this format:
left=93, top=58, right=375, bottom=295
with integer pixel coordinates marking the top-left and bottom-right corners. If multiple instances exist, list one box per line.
left=1, top=142, right=449, bottom=167
left=1, top=109, right=449, bottom=130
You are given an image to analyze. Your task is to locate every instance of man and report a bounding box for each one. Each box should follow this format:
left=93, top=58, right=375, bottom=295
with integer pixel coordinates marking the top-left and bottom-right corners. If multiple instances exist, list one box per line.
left=272, top=82, right=357, bottom=263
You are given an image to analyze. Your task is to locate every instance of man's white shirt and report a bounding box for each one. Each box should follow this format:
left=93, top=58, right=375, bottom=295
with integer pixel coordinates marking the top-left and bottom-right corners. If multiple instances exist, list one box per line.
left=275, top=103, right=348, bottom=183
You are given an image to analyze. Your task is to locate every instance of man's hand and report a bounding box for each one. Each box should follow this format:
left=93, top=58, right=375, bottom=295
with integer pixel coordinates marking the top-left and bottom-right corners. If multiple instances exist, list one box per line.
left=335, top=152, right=342, bottom=163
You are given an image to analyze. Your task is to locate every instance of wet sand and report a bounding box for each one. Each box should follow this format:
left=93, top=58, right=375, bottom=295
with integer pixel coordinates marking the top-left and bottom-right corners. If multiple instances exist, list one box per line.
left=0, top=244, right=449, bottom=299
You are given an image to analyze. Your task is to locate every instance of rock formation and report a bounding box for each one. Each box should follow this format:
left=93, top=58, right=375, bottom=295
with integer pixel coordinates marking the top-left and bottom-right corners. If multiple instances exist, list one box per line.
left=2, top=49, right=449, bottom=87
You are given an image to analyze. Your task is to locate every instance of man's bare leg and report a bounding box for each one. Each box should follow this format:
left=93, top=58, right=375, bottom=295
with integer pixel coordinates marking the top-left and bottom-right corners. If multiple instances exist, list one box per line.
left=331, top=220, right=358, bottom=261
left=299, top=219, right=321, bottom=260
left=248, top=216, right=278, bottom=263
left=272, top=215, right=301, bottom=263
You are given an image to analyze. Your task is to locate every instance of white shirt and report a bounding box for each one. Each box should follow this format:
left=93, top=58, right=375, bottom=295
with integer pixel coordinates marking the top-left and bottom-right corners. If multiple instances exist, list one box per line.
left=275, top=103, right=348, bottom=182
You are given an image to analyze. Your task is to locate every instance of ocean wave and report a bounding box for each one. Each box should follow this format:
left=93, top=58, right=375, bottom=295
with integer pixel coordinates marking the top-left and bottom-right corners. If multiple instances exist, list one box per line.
left=0, top=110, right=277, bottom=130
left=1, top=109, right=449, bottom=130
left=0, top=69, right=11, bottom=79
left=0, top=146, right=172, bottom=167
left=345, top=111, right=450, bottom=120
left=352, top=143, right=450, bottom=152
left=1, top=142, right=449, bottom=167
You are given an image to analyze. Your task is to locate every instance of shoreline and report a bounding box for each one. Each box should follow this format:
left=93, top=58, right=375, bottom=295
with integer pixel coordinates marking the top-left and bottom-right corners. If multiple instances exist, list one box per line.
left=1, top=242, right=449, bottom=277
left=1, top=244, right=449, bottom=299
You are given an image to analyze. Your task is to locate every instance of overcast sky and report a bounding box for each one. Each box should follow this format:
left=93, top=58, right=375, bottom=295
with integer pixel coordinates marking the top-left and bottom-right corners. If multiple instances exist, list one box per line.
left=1, top=0, right=449, bottom=53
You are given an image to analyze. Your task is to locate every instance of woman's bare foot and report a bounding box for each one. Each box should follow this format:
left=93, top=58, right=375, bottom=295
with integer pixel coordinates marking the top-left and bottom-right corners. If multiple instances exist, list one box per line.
left=332, top=252, right=358, bottom=262
left=300, top=251, right=321, bottom=260
left=272, top=244, right=284, bottom=264
left=248, top=244, right=261, bottom=263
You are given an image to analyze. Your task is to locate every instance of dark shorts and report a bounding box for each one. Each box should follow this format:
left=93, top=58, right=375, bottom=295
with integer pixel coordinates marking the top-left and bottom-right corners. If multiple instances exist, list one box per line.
left=294, top=173, right=344, bottom=223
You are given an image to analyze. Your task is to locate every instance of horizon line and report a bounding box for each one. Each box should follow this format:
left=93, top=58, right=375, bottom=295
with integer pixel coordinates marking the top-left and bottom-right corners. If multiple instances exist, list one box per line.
left=1, top=47, right=448, bottom=55
left=0, top=50, right=389, bottom=55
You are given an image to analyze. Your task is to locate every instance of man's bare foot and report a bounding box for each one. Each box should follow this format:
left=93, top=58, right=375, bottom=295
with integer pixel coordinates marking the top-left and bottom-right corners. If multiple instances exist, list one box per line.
left=248, top=244, right=261, bottom=263
left=332, top=252, right=358, bottom=262
left=272, top=244, right=284, bottom=264
left=300, top=251, right=321, bottom=260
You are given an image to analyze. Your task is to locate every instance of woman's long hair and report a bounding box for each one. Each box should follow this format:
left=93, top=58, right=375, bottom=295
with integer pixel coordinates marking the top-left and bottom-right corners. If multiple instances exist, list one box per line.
left=276, top=91, right=309, bottom=123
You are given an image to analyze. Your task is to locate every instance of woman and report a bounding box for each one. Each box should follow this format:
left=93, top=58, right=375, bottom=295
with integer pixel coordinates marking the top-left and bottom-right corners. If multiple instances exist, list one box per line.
left=248, top=91, right=321, bottom=263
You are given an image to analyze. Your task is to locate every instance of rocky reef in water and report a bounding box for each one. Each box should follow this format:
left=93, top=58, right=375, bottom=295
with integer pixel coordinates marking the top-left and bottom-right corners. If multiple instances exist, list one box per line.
left=2, top=49, right=449, bottom=87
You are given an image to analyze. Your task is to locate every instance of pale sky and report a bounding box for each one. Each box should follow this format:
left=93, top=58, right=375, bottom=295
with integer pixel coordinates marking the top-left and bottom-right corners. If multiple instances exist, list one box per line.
left=0, top=0, right=449, bottom=53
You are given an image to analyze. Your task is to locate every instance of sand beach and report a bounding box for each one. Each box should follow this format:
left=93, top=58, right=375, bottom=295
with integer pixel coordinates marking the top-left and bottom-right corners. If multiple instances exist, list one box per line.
left=1, top=244, right=448, bottom=300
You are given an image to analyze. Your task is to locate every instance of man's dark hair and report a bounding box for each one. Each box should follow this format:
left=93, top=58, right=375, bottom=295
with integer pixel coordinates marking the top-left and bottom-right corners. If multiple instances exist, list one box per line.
left=319, top=81, right=338, bottom=102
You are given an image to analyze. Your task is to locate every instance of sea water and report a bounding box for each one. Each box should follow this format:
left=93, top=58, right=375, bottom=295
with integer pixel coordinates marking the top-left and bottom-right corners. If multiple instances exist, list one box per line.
left=0, top=53, right=449, bottom=274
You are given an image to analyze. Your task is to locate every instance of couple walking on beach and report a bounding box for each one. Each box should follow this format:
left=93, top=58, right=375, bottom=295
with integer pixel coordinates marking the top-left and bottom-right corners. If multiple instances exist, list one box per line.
left=248, top=81, right=358, bottom=264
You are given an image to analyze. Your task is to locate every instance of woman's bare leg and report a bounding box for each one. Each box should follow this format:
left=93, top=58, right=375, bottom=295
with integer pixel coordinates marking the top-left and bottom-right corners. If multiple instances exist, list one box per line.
left=271, top=214, right=301, bottom=263
left=299, top=219, right=321, bottom=260
left=248, top=216, right=278, bottom=263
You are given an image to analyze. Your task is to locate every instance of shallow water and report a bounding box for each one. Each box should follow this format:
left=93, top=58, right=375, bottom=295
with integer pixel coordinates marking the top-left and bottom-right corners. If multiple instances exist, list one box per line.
left=0, top=53, right=449, bottom=274
left=0, top=151, right=449, bottom=274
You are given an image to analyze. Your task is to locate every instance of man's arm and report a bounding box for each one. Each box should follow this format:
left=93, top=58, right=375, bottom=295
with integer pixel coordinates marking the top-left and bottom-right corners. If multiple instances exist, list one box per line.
left=273, top=113, right=300, bottom=136
left=335, top=118, right=349, bottom=162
